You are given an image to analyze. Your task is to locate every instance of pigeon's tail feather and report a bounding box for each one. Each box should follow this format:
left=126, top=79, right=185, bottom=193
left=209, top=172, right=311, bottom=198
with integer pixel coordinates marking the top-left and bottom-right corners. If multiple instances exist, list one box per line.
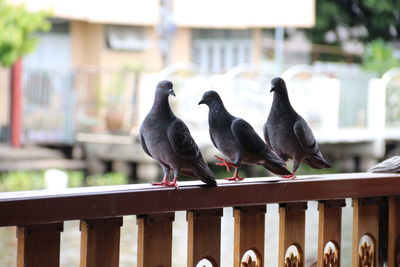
left=261, top=151, right=292, bottom=175
left=198, top=173, right=217, bottom=187
left=304, top=154, right=331, bottom=169
left=192, top=169, right=217, bottom=186
left=262, top=161, right=292, bottom=175
left=190, top=160, right=217, bottom=187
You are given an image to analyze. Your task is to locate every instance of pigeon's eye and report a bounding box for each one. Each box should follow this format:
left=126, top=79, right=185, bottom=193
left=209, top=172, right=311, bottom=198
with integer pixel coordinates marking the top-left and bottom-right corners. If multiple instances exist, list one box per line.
left=160, top=84, right=165, bottom=88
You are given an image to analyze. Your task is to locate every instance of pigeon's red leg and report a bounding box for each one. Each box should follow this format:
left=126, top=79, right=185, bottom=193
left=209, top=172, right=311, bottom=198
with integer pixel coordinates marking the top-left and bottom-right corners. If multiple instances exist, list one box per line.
left=152, top=163, right=172, bottom=186
left=282, top=174, right=296, bottom=179
left=225, top=168, right=244, bottom=181
left=152, top=177, right=169, bottom=186
left=151, top=176, right=170, bottom=186
left=166, top=176, right=179, bottom=189
left=282, top=160, right=298, bottom=179
left=214, top=155, right=237, bottom=172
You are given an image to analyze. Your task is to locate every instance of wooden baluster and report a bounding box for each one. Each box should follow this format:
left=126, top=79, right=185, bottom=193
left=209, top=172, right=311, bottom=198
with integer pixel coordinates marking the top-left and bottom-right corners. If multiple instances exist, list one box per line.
left=80, top=217, right=123, bottom=267
left=278, top=202, right=307, bottom=267
left=187, top=208, right=223, bottom=267
left=352, top=197, right=381, bottom=267
left=233, top=205, right=266, bottom=267
left=318, top=199, right=346, bottom=267
left=17, top=222, right=63, bottom=267
left=137, top=212, right=175, bottom=267
left=388, top=196, right=400, bottom=266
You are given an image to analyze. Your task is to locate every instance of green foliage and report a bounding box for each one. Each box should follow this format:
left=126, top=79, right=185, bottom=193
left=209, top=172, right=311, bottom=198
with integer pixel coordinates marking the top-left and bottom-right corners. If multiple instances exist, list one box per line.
left=67, top=171, right=85, bottom=188
left=0, top=171, right=45, bottom=191
left=210, top=161, right=339, bottom=179
left=306, top=0, right=400, bottom=45
left=362, top=40, right=399, bottom=75
left=0, top=171, right=129, bottom=191
left=295, top=162, right=339, bottom=175
left=86, top=172, right=128, bottom=186
left=0, top=0, right=51, bottom=66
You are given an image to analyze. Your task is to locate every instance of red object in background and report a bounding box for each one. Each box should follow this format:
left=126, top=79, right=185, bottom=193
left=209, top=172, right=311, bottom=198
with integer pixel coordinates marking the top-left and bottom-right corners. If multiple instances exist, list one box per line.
left=10, top=59, right=22, bottom=148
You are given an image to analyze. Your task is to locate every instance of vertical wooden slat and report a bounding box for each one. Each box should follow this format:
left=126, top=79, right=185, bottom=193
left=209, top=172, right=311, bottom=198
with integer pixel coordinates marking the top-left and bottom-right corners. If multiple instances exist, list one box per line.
left=388, top=196, right=400, bottom=266
left=278, top=202, right=307, bottom=267
left=233, top=205, right=266, bottom=267
left=137, top=212, right=175, bottom=267
left=79, top=217, right=123, bottom=267
left=187, top=209, right=223, bottom=267
left=17, top=222, right=63, bottom=267
left=318, top=199, right=345, bottom=267
left=352, top=197, right=381, bottom=267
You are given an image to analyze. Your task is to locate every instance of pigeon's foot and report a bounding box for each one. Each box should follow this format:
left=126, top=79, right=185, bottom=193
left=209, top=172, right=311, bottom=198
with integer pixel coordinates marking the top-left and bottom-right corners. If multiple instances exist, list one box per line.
left=151, top=181, right=172, bottom=186
left=166, top=177, right=179, bottom=189
left=282, top=174, right=296, bottom=179
left=224, top=176, right=244, bottom=181
left=225, top=169, right=244, bottom=181
left=152, top=180, right=179, bottom=188
left=151, top=176, right=171, bottom=186
left=214, top=155, right=237, bottom=172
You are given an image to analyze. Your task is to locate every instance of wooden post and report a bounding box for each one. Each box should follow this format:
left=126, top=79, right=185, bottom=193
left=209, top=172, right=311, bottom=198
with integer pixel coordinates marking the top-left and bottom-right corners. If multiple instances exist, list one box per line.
left=10, top=58, right=22, bottom=147
left=17, top=222, right=63, bottom=267
left=79, top=217, right=123, bottom=267
left=388, top=196, right=400, bottom=266
left=233, top=205, right=266, bottom=267
left=137, top=212, right=175, bottom=267
left=352, top=198, right=381, bottom=267
left=318, top=199, right=345, bottom=267
left=187, top=209, right=223, bottom=267
left=278, top=202, right=307, bottom=267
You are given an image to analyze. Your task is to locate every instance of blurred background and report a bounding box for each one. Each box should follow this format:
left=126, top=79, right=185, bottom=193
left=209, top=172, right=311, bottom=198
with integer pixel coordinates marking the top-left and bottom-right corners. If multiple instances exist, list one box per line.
left=0, top=0, right=399, bottom=266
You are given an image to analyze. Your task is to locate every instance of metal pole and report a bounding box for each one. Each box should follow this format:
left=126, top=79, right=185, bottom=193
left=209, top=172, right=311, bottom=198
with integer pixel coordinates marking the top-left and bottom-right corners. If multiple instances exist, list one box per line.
left=274, top=27, right=285, bottom=75
left=10, top=58, right=22, bottom=147
left=158, top=0, right=176, bottom=68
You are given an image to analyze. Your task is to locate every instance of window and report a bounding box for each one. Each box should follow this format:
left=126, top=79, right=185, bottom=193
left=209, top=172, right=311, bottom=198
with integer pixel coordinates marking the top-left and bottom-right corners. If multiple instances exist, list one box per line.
left=105, top=25, right=149, bottom=51
left=192, top=29, right=253, bottom=73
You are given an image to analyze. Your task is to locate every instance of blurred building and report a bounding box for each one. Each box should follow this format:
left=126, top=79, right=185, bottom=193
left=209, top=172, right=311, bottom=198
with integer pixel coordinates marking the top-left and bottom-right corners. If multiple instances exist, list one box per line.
left=14, top=0, right=315, bottom=72
left=0, top=0, right=315, bottom=145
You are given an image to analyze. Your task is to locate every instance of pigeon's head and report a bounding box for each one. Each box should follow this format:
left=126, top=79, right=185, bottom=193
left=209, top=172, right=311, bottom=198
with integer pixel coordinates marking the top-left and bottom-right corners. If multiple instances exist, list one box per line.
left=270, top=77, right=286, bottom=93
left=198, top=90, right=222, bottom=106
left=156, top=80, right=175, bottom=97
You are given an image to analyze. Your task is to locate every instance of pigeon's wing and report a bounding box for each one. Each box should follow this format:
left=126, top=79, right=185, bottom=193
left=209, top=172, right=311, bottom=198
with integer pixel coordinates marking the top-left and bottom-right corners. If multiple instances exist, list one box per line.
left=231, top=118, right=265, bottom=154
left=140, top=132, right=153, bottom=158
left=167, top=118, right=200, bottom=160
left=368, top=156, right=400, bottom=173
left=293, top=119, right=317, bottom=153
left=263, top=123, right=272, bottom=149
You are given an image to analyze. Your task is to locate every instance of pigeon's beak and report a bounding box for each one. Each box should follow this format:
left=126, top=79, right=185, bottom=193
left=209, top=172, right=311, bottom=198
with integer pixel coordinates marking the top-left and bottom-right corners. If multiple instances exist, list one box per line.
left=169, top=89, right=176, bottom=97
left=270, top=86, right=276, bottom=93
left=198, top=99, right=205, bottom=105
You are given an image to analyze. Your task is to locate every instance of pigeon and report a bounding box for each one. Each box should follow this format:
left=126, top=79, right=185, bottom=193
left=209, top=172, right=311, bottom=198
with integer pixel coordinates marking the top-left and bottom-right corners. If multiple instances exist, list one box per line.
left=368, top=156, right=400, bottom=173
left=139, top=80, right=217, bottom=188
left=199, top=90, right=291, bottom=181
left=264, top=77, right=331, bottom=178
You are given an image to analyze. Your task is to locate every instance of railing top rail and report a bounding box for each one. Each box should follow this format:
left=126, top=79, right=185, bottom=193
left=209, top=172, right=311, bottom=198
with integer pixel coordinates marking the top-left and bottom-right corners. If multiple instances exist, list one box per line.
left=1, top=173, right=400, bottom=227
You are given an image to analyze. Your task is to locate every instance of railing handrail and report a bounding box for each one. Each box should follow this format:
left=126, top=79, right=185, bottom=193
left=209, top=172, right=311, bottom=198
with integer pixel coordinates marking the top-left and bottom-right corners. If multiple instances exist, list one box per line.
left=1, top=172, right=400, bottom=227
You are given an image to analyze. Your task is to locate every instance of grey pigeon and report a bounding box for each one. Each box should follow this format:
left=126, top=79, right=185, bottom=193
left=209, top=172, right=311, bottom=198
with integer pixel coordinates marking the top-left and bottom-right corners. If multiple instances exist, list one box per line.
left=368, top=156, right=400, bottom=173
left=264, top=77, right=331, bottom=178
left=139, top=80, right=217, bottom=188
left=199, top=90, right=291, bottom=181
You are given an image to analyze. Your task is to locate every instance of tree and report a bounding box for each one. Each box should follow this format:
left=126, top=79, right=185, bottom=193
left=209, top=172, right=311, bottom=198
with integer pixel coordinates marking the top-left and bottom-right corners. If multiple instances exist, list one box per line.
left=306, top=0, right=400, bottom=45
left=363, top=39, right=399, bottom=75
left=0, top=0, right=50, bottom=67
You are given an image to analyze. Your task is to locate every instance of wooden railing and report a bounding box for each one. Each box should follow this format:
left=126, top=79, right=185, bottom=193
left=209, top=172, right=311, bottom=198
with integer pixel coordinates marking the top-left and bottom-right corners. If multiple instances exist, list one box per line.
left=1, top=173, right=400, bottom=266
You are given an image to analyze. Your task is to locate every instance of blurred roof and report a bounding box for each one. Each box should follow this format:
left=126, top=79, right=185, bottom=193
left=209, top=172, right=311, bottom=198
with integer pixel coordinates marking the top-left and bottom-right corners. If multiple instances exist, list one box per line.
left=11, top=0, right=315, bottom=28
